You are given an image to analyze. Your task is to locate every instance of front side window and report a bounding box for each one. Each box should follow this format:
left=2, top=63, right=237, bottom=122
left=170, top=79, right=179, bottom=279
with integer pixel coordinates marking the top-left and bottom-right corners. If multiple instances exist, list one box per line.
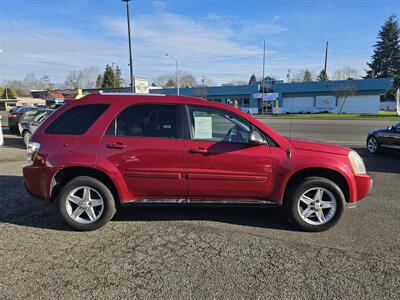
left=189, top=107, right=250, bottom=144
left=45, top=104, right=109, bottom=135
left=108, top=104, right=178, bottom=139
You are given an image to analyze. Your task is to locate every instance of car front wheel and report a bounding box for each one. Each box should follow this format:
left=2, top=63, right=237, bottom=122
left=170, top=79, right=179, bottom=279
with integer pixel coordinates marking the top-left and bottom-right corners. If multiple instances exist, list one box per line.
left=367, top=136, right=379, bottom=154
left=285, top=177, right=345, bottom=232
left=58, top=176, right=116, bottom=231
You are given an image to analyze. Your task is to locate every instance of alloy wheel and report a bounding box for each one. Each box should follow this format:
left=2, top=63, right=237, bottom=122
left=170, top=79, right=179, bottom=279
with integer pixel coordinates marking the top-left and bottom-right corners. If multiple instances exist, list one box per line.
left=23, top=131, right=31, bottom=146
left=65, top=186, right=104, bottom=224
left=297, top=187, right=337, bottom=225
left=367, top=137, right=378, bottom=153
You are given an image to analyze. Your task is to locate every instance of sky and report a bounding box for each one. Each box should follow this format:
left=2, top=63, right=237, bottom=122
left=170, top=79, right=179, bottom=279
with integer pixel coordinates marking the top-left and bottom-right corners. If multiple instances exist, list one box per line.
left=0, top=0, right=399, bottom=86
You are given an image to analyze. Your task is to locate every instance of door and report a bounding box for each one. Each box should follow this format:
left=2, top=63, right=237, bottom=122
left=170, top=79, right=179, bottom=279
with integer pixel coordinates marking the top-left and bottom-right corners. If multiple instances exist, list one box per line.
left=98, top=104, right=188, bottom=199
left=386, top=123, right=400, bottom=148
left=186, top=106, right=273, bottom=200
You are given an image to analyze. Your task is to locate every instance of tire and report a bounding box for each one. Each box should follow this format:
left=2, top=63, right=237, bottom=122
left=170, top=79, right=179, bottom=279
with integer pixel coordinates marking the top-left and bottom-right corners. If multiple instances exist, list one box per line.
left=285, top=177, right=345, bottom=232
left=23, top=130, right=31, bottom=146
left=367, top=136, right=379, bottom=154
left=58, top=176, right=116, bottom=231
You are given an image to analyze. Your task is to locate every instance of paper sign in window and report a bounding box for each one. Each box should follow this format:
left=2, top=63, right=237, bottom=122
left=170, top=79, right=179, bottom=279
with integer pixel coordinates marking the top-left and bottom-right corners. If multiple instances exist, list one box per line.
left=194, top=116, right=212, bottom=139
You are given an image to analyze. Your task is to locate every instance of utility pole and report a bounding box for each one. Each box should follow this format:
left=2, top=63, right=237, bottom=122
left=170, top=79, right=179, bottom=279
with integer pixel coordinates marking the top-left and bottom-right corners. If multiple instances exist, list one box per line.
left=122, top=0, right=134, bottom=93
left=261, top=40, right=266, bottom=114
left=324, top=41, right=328, bottom=76
left=166, top=53, right=180, bottom=95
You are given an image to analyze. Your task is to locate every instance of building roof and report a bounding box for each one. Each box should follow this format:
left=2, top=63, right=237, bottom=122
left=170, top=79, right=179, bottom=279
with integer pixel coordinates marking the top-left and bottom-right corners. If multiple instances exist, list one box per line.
left=50, top=92, right=65, bottom=99
left=151, top=83, right=260, bottom=97
left=274, top=78, right=393, bottom=94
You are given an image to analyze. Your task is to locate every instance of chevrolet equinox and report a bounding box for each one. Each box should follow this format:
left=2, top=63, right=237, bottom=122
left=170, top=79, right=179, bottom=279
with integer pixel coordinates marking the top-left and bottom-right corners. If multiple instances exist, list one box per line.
left=23, top=93, right=372, bottom=231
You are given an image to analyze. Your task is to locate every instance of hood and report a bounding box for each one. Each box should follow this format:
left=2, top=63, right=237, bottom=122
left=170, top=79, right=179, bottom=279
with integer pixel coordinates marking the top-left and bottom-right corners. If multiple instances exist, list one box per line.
left=289, top=138, right=351, bottom=156
left=369, top=128, right=388, bottom=135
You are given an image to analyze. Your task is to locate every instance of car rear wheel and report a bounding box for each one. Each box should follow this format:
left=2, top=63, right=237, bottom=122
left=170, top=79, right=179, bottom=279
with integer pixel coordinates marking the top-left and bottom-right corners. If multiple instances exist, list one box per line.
left=22, top=130, right=31, bottom=146
left=58, top=176, right=116, bottom=231
left=367, top=136, right=379, bottom=154
left=285, top=177, right=345, bottom=232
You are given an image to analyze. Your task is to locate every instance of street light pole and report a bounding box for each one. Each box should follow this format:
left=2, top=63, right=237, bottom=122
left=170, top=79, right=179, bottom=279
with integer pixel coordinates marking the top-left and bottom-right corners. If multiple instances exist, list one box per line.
left=122, top=0, right=134, bottom=93
left=0, top=49, right=7, bottom=99
left=166, top=53, right=179, bottom=95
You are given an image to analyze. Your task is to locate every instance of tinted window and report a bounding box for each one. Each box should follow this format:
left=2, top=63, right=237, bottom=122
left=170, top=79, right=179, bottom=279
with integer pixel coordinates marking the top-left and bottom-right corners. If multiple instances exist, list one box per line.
left=108, top=104, right=178, bottom=139
left=45, top=104, right=109, bottom=135
left=189, top=107, right=250, bottom=144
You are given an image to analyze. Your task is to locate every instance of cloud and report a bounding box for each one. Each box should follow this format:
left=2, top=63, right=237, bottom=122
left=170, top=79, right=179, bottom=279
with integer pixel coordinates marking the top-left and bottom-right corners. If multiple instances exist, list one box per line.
left=1, top=9, right=288, bottom=84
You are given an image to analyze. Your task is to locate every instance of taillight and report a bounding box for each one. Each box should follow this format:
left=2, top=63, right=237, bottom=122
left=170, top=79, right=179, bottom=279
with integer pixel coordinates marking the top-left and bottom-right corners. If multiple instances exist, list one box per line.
left=26, top=141, right=41, bottom=165
left=8, top=114, right=17, bottom=118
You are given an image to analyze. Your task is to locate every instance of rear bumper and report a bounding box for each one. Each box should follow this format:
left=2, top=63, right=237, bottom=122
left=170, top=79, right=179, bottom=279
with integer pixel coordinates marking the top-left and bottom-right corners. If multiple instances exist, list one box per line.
left=23, top=165, right=53, bottom=200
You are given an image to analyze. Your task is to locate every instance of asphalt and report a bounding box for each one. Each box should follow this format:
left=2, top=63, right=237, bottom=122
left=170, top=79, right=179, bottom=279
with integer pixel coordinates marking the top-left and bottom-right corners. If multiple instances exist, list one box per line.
left=0, top=122, right=399, bottom=299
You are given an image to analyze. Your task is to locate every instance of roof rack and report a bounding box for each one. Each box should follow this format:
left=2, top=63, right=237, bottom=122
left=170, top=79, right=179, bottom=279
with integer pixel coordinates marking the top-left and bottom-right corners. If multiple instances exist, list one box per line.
left=98, top=91, right=166, bottom=96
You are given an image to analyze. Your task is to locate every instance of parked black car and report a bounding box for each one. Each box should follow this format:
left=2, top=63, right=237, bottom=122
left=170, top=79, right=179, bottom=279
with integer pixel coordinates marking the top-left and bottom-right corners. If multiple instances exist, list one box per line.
left=7, top=106, right=40, bottom=134
left=367, top=122, right=400, bottom=153
left=18, top=109, right=54, bottom=145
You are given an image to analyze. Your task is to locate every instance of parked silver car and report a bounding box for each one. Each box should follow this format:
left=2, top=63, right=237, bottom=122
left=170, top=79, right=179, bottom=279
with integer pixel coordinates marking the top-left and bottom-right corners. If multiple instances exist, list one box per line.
left=19, top=109, right=54, bottom=145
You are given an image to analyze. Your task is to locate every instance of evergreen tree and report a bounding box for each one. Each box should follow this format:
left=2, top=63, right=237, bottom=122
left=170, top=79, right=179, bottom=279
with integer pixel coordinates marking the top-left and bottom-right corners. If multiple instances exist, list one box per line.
left=114, top=65, right=123, bottom=86
left=1, top=88, right=17, bottom=99
left=248, top=73, right=257, bottom=85
left=303, top=69, right=313, bottom=82
left=101, top=65, right=119, bottom=88
left=317, top=69, right=329, bottom=81
left=365, top=15, right=400, bottom=88
left=95, top=74, right=103, bottom=88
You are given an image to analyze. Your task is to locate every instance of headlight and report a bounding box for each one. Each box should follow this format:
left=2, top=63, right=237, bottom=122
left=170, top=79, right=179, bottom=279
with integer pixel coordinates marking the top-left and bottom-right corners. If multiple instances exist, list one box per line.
left=26, top=141, right=41, bottom=165
left=348, top=151, right=366, bottom=174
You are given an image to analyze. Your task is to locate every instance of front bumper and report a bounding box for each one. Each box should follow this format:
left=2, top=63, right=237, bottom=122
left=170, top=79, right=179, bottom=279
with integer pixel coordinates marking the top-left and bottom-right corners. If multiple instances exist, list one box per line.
left=352, top=174, right=373, bottom=202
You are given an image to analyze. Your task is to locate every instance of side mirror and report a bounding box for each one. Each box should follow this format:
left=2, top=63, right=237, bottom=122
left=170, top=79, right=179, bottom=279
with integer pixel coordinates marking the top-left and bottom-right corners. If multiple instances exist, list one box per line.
left=387, top=125, right=393, bottom=131
left=249, top=129, right=267, bottom=146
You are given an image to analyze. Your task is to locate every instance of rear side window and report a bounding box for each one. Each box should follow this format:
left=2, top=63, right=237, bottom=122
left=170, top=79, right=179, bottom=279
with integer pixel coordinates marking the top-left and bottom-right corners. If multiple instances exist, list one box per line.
left=106, top=104, right=180, bottom=139
left=45, top=104, right=109, bottom=135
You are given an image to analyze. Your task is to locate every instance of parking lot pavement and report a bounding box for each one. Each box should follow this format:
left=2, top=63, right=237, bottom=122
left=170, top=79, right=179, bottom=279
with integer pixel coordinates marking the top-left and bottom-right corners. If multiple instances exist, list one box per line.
left=0, top=133, right=400, bottom=298
left=261, top=118, right=397, bottom=145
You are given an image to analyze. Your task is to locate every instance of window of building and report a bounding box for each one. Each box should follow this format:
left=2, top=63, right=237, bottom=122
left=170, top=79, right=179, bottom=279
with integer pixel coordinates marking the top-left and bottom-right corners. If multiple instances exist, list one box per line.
left=189, top=107, right=250, bottom=144
left=45, top=104, right=109, bottom=135
left=108, top=104, right=178, bottom=139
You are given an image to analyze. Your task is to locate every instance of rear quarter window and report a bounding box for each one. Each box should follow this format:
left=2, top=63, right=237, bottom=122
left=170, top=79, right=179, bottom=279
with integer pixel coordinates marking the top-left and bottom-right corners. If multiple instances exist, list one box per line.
left=45, top=104, right=109, bottom=135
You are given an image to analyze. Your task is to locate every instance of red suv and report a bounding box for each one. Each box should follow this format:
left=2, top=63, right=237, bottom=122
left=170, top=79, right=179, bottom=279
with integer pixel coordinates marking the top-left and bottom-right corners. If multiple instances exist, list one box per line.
left=23, top=93, right=372, bottom=231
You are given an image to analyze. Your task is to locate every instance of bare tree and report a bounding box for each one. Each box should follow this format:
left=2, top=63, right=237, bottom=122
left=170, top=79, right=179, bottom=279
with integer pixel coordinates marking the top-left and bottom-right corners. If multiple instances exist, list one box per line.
left=331, top=67, right=361, bottom=80
left=290, top=70, right=316, bottom=82
left=180, top=71, right=197, bottom=87
left=154, top=71, right=198, bottom=88
left=153, top=74, right=175, bottom=87
left=333, top=84, right=358, bottom=114
left=224, top=79, right=247, bottom=86
left=64, top=66, right=100, bottom=89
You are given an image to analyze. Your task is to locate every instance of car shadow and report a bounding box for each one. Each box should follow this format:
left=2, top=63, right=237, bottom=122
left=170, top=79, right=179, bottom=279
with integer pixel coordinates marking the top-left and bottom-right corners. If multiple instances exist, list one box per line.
left=351, top=146, right=400, bottom=174
left=0, top=175, right=292, bottom=232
